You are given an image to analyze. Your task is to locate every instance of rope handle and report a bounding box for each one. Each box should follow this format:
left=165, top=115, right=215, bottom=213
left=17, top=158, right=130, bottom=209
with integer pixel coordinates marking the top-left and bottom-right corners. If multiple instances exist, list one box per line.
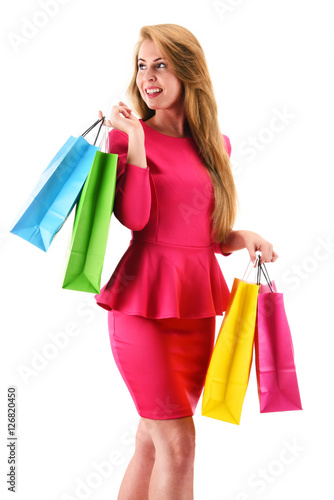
left=257, top=261, right=275, bottom=292
left=242, top=254, right=275, bottom=292
left=81, top=116, right=106, bottom=146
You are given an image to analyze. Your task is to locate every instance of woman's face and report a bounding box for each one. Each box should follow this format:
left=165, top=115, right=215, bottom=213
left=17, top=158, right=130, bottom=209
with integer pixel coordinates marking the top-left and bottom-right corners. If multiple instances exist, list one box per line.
left=136, top=39, right=184, bottom=111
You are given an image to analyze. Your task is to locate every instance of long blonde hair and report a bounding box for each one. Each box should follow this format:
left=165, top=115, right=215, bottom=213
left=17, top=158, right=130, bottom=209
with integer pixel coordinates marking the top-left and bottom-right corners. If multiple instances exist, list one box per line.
left=126, top=23, right=239, bottom=244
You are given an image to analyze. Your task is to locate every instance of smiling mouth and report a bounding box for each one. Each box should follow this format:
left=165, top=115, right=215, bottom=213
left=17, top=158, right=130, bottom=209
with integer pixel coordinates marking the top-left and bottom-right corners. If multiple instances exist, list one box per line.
left=145, top=88, right=163, bottom=95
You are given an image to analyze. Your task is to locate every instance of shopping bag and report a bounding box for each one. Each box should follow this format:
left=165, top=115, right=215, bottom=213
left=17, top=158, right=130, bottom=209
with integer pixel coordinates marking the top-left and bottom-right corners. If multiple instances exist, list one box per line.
left=202, top=256, right=261, bottom=425
left=254, top=262, right=303, bottom=413
left=61, top=126, right=117, bottom=293
left=10, top=117, right=105, bottom=252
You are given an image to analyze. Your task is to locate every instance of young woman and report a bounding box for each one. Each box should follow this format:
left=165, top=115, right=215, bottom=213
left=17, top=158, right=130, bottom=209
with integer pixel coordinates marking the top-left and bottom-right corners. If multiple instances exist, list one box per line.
left=96, top=23, right=278, bottom=500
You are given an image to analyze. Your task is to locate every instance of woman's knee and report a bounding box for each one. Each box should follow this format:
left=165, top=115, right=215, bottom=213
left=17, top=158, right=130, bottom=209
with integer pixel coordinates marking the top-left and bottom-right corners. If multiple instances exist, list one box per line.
left=142, top=416, right=196, bottom=466
left=134, top=418, right=156, bottom=461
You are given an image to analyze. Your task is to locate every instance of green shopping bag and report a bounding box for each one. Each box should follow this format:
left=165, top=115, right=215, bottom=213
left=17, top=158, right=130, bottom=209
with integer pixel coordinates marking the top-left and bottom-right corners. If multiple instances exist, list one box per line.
left=61, top=126, right=117, bottom=293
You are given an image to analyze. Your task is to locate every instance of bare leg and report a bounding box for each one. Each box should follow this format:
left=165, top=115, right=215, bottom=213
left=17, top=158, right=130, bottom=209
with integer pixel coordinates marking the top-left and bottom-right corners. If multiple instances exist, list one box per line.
left=118, top=417, right=156, bottom=500
left=145, top=415, right=196, bottom=500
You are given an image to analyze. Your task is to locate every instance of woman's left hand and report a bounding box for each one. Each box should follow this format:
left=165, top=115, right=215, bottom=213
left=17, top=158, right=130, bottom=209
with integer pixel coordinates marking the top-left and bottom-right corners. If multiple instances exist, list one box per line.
left=241, top=230, right=279, bottom=266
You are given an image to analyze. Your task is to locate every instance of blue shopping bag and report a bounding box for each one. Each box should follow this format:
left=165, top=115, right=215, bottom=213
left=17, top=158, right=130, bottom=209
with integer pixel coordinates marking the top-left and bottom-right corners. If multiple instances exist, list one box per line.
left=10, top=117, right=105, bottom=252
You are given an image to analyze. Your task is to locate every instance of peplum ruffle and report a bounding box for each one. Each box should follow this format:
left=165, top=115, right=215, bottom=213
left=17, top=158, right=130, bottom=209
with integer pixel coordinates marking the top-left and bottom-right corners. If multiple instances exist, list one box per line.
left=94, top=238, right=231, bottom=319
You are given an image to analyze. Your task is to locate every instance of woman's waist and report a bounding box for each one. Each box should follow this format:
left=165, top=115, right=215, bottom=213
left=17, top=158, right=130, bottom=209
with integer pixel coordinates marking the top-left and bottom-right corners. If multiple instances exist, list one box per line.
left=130, top=237, right=215, bottom=251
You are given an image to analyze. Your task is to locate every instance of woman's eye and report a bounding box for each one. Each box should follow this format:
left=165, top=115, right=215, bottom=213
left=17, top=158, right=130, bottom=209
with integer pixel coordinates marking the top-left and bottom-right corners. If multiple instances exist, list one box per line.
left=138, top=63, right=166, bottom=70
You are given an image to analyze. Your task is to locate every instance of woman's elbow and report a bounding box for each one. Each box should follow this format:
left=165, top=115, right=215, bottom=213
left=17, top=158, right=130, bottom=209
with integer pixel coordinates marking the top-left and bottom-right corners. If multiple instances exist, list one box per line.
left=114, top=204, right=151, bottom=231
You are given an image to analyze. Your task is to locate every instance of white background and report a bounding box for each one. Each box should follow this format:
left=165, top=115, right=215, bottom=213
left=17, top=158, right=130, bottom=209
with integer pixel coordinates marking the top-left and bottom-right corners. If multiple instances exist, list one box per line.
left=1, top=0, right=333, bottom=499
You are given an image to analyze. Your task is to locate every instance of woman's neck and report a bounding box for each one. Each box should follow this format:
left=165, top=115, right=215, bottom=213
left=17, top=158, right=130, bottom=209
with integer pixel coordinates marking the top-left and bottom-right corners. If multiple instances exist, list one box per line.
left=145, top=109, right=190, bottom=138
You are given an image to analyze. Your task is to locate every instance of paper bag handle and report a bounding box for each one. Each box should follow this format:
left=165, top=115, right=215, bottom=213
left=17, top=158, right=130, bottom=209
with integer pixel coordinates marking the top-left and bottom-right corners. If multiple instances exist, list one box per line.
left=257, top=261, right=275, bottom=292
left=81, top=116, right=106, bottom=146
left=242, top=254, right=260, bottom=282
left=242, top=254, right=274, bottom=292
left=98, top=123, right=110, bottom=153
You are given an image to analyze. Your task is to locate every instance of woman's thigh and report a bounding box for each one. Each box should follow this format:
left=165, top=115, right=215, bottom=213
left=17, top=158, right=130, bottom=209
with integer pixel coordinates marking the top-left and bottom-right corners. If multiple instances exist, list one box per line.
left=108, top=309, right=216, bottom=419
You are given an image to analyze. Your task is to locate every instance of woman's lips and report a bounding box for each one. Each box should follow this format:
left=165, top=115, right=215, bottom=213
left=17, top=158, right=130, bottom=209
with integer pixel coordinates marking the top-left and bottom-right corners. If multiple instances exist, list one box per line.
left=145, top=89, right=163, bottom=98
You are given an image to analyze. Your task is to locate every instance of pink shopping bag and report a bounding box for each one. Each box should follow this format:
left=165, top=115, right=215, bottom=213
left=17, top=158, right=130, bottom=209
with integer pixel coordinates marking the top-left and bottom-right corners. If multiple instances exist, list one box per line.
left=254, top=262, right=303, bottom=413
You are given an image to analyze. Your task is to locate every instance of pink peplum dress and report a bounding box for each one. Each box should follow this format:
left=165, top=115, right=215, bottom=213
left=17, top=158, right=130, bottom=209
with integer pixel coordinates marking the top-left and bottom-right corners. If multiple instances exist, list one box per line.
left=94, top=118, right=233, bottom=419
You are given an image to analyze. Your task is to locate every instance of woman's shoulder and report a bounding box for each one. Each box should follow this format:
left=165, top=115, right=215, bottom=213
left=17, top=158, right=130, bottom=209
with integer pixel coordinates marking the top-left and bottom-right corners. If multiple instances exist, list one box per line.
left=108, top=124, right=231, bottom=157
left=221, top=133, right=232, bottom=157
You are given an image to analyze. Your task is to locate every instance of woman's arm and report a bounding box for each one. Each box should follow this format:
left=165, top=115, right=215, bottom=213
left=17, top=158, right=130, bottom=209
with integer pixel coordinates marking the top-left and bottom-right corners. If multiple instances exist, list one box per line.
left=109, top=128, right=151, bottom=231
left=220, top=230, right=279, bottom=265
left=212, top=133, right=234, bottom=256
left=99, top=105, right=151, bottom=231
left=212, top=241, right=232, bottom=256
left=219, top=230, right=246, bottom=254
left=126, top=127, right=147, bottom=170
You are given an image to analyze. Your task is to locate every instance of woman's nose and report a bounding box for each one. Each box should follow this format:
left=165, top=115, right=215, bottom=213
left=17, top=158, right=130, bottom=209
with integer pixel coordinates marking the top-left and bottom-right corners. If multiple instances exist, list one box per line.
left=145, top=68, right=157, bottom=81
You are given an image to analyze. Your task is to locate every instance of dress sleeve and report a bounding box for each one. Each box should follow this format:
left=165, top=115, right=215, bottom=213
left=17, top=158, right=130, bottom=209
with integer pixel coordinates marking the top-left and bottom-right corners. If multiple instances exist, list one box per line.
left=212, top=134, right=233, bottom=256
left=222, top=134, right=232, bottom=158
left=212, top=241, right=232, bottom=257
left=109, top=128, right=151, bottom=231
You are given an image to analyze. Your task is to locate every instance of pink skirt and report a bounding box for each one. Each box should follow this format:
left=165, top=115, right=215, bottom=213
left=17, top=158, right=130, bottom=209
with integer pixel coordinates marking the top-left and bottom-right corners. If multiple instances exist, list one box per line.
left=108, top=309, right=216, bottom=419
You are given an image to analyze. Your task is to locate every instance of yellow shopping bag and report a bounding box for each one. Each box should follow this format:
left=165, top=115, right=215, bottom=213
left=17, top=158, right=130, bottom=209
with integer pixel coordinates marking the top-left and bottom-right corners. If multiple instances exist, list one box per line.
left=202, top=257, right=260, bottom=425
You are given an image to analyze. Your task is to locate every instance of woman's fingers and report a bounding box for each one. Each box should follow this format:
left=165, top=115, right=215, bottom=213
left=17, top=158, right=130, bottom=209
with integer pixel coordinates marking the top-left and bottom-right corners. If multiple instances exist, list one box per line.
left=118, top=101, right=133, bottom=115
left=251, top=242, right=279, bottom=266
left=106, top=102, right=140, bottom=134
left=110, top=103, right=133, bottom=120
left=258, top=249, right=279, bottom=265
left=118, top=103, right=132, bottom=115
left=98, top=110, right=108, bottom=126
left=119, top=101, right=131, bottom=110
left=271, top=250, right=279, bottom=262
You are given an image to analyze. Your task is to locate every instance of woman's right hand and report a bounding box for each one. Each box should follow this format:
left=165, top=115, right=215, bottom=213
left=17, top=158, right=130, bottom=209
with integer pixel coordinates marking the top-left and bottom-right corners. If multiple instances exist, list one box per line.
left=98, top=102, right=143, bottom=136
